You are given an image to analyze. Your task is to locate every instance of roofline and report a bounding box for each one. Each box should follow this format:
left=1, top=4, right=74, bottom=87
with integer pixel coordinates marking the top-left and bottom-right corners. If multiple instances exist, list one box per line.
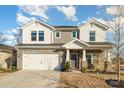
left=20, top=19, right=55, bottom=30
left=19, top=18, right=109, bottom=30
left=63, top=39, right=90, bottom=48
left=53, top=26, right=78, bottom=28
left=78, top=19, right=109, bottom=30
left=0, top=44, right=15, bottom=50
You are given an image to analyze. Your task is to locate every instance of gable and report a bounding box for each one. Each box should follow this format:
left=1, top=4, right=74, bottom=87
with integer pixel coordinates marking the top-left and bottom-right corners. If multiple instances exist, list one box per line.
left=20, top=19, right=55, bottom=30
left=78, top=19, right=109, bottom=31
left=21, top=20, right=54, bottom=33
left=63, top=39, right=89, bottom=49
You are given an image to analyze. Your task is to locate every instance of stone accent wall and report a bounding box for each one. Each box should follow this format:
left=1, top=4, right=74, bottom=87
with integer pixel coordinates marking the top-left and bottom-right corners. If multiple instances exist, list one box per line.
left=107, top=62, right=113, bottom=71
left=57, top=50, right=66, bottom=70
left=17, top=49, right=23, bottom=70
left=23, top=49, right=58, bottom=54
left=0, top=52, right=12, bottom=69
left=97, top=51, right=105, bottom=71
left=79, top=51, right=82, bottom=70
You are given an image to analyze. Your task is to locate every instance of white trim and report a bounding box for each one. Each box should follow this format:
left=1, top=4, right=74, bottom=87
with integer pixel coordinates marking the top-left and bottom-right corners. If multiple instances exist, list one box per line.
left=89, top=31, right=96, bottom=41
left=22, top=53, right=60, bottom=70
left=78, top=19, right=109, bottom=30
left=66, top=49, right=70, bottom=62
left=55, top=31, right=61, bottom=39
left=63, top=39, right=90, bottom=48
left=71, top=31, right=77, bottom=39
left=83, top=49, right=86, bottom=61
left=31, top=31, right=37, bottom=41
left=20, top=19, right=55, bottom=30
left=38, top=31, right=45, bottom=41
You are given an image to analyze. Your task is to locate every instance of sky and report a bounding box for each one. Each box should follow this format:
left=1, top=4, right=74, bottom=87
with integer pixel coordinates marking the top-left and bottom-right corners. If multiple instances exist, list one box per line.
left=0, top=5, right=116, bottom=46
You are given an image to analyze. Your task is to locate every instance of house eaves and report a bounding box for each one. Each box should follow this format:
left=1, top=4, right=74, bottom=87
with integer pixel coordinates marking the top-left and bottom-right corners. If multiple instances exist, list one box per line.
left=78, top=19, right=109, bottom=30
left=20, top=19, right=55, bottom=30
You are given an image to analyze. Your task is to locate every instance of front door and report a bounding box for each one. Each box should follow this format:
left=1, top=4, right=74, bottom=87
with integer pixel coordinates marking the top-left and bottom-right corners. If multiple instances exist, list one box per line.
left=71, top=53, right=78, bottom=69
left=87, top=54, right=93, bottom=69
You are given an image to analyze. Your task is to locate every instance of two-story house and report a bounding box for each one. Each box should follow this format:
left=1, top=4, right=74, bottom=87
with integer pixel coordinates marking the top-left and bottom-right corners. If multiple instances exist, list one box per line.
left=16, top=19, right=113, bottom=71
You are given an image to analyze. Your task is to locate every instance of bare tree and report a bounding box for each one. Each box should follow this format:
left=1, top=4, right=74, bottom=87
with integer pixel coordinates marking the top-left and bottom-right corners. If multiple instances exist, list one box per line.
left=0, top=29, right=21, bottom=70
left=104, top=5, right=124, bottom=81
left=13, top=29, right=22, bottom=45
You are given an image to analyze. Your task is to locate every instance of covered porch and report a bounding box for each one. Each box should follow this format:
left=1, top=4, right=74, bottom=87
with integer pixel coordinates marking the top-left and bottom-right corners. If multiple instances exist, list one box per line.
left=62, top=39, right=113, bottom=71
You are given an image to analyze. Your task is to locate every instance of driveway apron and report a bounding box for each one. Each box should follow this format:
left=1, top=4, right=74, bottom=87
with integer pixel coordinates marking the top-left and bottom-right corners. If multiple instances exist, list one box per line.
left=0, top=70, right=60, bottom=88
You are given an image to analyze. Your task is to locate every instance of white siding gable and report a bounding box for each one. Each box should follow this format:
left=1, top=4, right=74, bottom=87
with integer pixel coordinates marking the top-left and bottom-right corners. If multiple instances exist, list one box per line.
left=79, top=22, right=106, bottom=42
left=22, top=21, right=53, bottom=44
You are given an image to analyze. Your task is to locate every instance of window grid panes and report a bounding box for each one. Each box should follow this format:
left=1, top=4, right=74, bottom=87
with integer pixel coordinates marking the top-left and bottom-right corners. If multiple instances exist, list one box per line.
left=90, top=31, right=95, bottom=41
left=72, top=31, right=77, bottom=38
left=86, top=53, right=98, bottom=64
left=55, top=31, right=60, bottom=38
left=31, top=31, right=37, bottom=41
left=39, top=31, right=44, bottom=41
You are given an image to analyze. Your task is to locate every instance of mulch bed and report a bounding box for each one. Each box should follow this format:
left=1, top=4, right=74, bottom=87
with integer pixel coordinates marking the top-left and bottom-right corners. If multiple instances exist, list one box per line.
left=0, top=69, right=18, bottom=73
left=57, top=72, right=112, bottom=88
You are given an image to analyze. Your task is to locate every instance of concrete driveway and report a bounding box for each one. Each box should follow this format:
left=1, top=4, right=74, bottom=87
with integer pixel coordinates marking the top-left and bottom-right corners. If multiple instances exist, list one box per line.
left=0, top=70, right=60, bottom=88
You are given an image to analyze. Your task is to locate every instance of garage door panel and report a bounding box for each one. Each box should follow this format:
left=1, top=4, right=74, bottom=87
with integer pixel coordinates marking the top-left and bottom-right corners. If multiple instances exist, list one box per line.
left=23, top=54, right=60, bottom=70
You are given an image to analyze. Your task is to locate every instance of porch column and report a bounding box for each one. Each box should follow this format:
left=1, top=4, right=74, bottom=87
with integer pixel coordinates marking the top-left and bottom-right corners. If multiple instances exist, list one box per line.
left=81, top=49, right=87, bottom=70
left=83, top=49, right=86, bottom=61
left=107, top=50, right=112, bottom=62
left=66, top=49, right=70, bottom=62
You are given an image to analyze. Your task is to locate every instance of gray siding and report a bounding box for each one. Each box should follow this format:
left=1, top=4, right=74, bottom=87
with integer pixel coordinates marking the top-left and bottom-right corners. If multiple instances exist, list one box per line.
left=53, top=30, right=79, bottom=44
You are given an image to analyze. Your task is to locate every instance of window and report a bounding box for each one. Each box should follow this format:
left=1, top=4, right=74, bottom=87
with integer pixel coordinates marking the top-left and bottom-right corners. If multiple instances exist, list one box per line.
left=31, top=31, right=37, bottom=41
left=86, top=53, right=98, bottom=64
left=89, top=31, right=95, bottom=41
left=72, top=31, right=77, bottom=38
left=39, top=31, right=44, bottom=41
left=92, top=53, right=98, bottom=63
left=55, top=31, right=61, bottom=38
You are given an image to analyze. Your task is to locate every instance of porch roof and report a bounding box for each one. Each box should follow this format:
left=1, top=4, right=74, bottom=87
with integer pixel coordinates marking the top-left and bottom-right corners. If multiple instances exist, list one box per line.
left=62, top=39, right=114, bottom=49
left=87, top=42, right=114, bottom=46
left=16, top=41, right=114, bottom=49
left=63, top=39, right=90, bottom=49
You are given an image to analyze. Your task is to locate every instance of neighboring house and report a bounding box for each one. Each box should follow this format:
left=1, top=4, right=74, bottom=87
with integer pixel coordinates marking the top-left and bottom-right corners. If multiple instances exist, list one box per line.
left=0, top=44, right=15, bottom=69
left=112, top=58, right=124, bottom=64
left=16, top=19, right=114, bottom=71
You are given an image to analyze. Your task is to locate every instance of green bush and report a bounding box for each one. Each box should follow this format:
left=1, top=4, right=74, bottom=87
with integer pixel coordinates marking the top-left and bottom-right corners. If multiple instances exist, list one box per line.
left=11, top=66, right=16, bottom=70
left=64, top=61, right=70, bottom=71
left=81, top=67, right=87, bottom=73
left=0, top=64, right=3, bottom=70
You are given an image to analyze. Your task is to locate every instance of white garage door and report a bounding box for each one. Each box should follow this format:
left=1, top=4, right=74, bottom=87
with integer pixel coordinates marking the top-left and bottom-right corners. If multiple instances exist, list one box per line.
left=23, top=54, right=60, bottom=70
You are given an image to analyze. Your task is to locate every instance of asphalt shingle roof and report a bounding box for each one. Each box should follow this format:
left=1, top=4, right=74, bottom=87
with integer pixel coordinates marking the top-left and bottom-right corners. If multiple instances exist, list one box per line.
left=17, top=42, right=114, bottom=47
left=0, top=44, right=15, bottom=50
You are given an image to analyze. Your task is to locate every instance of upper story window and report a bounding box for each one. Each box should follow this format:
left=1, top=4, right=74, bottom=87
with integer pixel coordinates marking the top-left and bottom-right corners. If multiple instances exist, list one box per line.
left=39, top=31, right=44, bottom=41
left=55, top=31, right=61, bottom=38
left=31, top=31, right=37, bottom=41
left=72, top=31, right=77, bottom=39
left=89, top=31, right=95, bottom=41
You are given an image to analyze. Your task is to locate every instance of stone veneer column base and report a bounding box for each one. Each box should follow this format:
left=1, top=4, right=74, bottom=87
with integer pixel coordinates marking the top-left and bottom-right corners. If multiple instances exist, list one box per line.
left=79, top=61, right=87, bottom=70
left=106, top=61, right=113, bottom=72
left=82, top=61, right=87, bottom=68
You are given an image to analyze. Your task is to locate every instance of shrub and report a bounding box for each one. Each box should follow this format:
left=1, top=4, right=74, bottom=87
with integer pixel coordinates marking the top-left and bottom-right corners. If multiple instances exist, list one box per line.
left=81, top=67, right=87, bottom=73
left=0, top=64, right=3, bottom=70
left=11, top=66, right=16, bottom=70
left=64, top=61, right=70, bottom=71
